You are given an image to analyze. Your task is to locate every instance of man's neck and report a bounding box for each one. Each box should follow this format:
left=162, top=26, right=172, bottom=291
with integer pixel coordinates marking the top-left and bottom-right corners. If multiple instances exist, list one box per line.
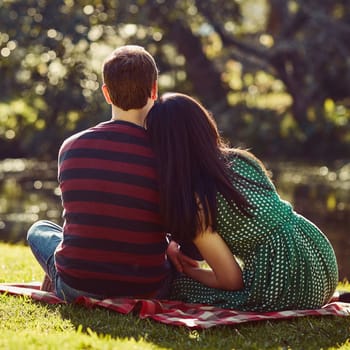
left=110, top=100, right=154, bottom=127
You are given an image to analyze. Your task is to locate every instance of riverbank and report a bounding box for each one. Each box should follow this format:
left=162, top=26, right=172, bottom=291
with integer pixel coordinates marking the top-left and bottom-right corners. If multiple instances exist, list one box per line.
left=1, top=158, right=349, bottom=280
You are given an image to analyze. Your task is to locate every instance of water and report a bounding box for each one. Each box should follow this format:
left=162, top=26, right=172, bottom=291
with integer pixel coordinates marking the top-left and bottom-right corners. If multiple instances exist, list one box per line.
left=0, top=158, right=349, bottom=280
left=270, top=161, right=350, bottom=281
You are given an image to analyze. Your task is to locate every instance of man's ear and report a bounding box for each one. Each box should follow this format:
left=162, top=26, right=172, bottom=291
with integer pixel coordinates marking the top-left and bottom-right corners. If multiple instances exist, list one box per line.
left=102, top=84, right=112, bottom=104
left=151, top=81, right=158, bottom=100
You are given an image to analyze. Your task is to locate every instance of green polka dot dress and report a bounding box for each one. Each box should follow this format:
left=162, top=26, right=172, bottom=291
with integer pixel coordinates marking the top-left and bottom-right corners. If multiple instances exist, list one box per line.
left=170, top=154, right=338, bottom=311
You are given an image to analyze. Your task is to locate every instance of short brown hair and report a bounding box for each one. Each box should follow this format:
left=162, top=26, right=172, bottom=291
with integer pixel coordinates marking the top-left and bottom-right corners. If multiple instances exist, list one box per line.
left=102, top=45, right=158, bottom=111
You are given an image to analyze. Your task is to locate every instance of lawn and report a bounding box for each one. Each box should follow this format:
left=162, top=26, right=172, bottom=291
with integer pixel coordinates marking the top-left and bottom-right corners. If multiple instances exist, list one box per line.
left=0, top=242, right=349, bottom=350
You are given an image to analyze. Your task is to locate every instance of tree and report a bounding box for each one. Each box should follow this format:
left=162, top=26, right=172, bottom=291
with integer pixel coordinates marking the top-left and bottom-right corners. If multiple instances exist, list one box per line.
left=195, top=0, right=350, bottom=144
left=0, top=0, right=349, bottom=159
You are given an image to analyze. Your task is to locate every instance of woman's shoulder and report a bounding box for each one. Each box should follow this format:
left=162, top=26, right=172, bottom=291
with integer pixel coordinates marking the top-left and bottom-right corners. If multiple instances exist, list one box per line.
left=226, top=149, right=269, bottom=174
left=224, top=148, right=274, bottom=190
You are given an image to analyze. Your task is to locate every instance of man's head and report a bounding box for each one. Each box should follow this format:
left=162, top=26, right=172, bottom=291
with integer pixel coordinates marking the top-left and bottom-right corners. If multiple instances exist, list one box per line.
left=102, top=45, right=158, bottom=111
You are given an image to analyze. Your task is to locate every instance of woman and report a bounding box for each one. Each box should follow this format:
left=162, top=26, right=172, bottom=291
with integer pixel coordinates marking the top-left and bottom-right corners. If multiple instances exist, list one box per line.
left=146, top=92, right=338, bottom=312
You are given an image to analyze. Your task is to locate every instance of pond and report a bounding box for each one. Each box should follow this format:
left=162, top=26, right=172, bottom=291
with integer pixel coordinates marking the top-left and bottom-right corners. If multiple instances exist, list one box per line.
left=0, top=158, right=349, bottom=280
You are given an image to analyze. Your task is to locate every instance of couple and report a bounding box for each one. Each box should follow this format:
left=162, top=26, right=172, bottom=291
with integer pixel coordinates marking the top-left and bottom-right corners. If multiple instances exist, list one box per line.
left=28, top=45, right=338, bottom=312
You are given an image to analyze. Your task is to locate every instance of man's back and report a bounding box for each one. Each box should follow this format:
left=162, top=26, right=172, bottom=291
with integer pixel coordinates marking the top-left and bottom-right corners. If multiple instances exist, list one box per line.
left=55, top=120, right=171, bottom=297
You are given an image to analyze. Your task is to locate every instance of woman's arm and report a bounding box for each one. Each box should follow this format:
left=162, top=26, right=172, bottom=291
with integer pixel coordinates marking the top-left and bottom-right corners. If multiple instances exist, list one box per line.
left=181, top=229, right=244, bottom=291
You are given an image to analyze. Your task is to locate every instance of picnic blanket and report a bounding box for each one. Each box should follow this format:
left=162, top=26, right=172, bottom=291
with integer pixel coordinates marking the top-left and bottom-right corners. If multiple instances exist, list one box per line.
left=1, top=282, right=349, bottom=329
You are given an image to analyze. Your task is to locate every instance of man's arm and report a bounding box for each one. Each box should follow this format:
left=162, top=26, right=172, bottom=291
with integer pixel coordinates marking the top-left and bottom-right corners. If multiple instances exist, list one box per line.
left=166, top=240, right=200, bottom=272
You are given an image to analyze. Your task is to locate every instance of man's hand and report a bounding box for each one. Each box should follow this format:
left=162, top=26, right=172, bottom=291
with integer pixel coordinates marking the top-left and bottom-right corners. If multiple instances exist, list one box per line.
left=166, top=240, right=199, bottom=272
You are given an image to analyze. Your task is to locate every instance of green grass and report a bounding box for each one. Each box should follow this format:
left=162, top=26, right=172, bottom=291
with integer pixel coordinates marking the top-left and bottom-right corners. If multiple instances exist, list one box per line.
left=0, top=242, right=349, bottom=350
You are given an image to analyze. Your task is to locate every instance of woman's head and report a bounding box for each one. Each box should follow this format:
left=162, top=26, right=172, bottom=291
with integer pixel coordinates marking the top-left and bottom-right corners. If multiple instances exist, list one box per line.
left=146, top=93, right=238, bottom=241
left=146, top=93, right=225, bottom=170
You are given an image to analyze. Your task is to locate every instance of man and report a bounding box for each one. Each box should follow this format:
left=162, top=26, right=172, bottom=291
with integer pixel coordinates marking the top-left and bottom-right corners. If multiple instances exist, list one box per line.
left=27, top=45, right=174, bottom=301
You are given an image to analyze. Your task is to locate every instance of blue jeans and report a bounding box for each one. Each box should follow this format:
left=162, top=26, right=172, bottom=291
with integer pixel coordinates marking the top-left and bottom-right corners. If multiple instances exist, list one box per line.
left=27, top=220, right=175, bottom=302
left=27, top=220, right=107, bottom=302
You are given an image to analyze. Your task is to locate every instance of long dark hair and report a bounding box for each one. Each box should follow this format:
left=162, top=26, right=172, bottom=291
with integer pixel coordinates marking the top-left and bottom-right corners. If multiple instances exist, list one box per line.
left=146, top=93, right=255, bottom=242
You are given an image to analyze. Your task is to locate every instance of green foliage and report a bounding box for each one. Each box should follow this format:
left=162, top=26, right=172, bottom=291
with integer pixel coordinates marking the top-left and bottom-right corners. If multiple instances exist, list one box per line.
left=0, top=0, right=349, bottom=160
left=1, top=242, right=350, bottom=350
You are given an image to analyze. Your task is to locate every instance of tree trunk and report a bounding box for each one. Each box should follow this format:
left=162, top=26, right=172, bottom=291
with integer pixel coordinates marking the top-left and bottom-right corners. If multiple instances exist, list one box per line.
left=166, top=21, right=229, bottom=114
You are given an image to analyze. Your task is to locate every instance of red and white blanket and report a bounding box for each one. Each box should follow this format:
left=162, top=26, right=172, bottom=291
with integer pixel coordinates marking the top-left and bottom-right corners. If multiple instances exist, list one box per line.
left=1, top=282, right=349, bottom=329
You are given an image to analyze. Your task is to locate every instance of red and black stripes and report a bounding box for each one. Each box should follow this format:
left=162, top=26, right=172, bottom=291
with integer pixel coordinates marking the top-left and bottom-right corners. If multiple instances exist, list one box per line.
left=55, top=120, right=170, bottom=297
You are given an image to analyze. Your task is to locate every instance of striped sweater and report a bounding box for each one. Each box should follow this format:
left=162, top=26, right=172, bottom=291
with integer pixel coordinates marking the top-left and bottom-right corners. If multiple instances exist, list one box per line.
left=54, top=120, right=171, bottom=297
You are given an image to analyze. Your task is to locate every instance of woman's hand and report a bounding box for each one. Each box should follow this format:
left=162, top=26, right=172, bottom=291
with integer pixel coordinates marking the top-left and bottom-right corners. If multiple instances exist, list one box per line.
left=166, top=240, right=199, bottom=272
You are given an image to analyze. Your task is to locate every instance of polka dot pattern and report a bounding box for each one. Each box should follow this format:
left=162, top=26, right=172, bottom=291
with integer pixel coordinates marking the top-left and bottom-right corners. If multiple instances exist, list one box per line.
left=170, top=155, right=338, bottom=311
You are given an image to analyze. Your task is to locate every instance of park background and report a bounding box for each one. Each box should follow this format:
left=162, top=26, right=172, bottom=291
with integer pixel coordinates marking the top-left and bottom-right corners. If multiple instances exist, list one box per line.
left=0, top=0, right=349, bottom=280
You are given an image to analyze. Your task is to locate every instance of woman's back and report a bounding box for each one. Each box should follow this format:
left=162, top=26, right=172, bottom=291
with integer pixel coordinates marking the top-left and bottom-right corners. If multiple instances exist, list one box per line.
left=217, top=152, right=294, bottom=255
